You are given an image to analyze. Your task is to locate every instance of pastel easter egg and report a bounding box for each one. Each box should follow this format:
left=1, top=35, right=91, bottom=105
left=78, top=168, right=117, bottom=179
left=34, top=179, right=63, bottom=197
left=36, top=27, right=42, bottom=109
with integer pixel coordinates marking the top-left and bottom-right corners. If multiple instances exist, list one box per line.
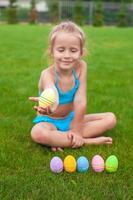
left=77, top=156, right=89, bottom=172
left=91, top=155, right=104, bottom=172
left=64, top=155, right=76, bottom=173
left=39, top=88, right=56, bottom=108
left=105, top=155, right=118, bottom=173
left=50, top=156, right=63, bottom=173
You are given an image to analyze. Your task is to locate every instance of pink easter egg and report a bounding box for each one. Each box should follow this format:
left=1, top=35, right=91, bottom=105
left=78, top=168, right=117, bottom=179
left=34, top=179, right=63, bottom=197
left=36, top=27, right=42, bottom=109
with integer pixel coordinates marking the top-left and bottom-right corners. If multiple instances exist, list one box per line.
left=91, top=155, right=104, bottom=172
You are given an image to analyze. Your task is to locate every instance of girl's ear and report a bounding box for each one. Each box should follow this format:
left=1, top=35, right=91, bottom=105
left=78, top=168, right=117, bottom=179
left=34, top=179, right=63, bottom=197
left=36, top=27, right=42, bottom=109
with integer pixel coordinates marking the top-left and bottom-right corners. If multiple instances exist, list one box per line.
left=81, top=48, right=86, bottom=57
left=47, top=47, right=54, bottom=65
left=48, top=46, right=52, bottom=57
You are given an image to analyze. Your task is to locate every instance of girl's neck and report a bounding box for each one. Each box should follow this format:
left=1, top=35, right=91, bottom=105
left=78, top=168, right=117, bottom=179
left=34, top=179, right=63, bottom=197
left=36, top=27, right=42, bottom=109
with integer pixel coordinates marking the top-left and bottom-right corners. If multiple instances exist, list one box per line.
left=54, top=65, right=73, bottom=77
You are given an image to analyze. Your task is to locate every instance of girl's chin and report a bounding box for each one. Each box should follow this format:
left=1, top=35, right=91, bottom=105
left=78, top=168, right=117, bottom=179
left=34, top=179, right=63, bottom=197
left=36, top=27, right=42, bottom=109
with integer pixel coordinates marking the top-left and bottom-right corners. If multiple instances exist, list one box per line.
left=55, top=62, right=75, bottom=70
left=60, top=66, right=72, bottom=70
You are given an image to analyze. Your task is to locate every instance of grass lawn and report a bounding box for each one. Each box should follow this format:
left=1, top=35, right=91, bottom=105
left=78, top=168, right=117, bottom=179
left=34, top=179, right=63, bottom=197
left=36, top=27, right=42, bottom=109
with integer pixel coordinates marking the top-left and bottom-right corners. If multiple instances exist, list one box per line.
left=0, top=24, right=133, bottom=200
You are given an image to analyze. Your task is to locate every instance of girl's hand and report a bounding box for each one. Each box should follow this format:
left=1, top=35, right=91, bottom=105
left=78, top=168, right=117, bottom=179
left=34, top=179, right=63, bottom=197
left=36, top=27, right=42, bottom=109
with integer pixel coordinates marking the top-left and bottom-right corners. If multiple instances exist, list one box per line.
left=67, top=131, right=84, bottom=148
left=34, top=105, right=52, bottom=115
left=29, top=96, right=52, bottom=115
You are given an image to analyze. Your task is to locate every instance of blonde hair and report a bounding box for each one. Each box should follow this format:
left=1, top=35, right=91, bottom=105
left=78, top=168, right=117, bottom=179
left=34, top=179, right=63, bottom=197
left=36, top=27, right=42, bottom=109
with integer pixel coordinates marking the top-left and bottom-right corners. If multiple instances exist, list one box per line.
left=48, top=21, right=86, bottom=61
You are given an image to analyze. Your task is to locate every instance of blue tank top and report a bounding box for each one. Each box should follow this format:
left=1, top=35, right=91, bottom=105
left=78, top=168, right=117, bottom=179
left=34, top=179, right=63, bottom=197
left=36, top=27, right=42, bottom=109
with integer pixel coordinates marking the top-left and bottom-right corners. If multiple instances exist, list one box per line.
left=55, top=69, right=80, bottom=105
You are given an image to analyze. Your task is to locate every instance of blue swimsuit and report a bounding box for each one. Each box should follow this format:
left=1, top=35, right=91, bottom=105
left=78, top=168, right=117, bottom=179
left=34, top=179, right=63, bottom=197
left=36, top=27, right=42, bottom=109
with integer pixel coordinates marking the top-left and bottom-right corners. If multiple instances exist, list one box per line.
left=33, top=69, right=80, bottom=132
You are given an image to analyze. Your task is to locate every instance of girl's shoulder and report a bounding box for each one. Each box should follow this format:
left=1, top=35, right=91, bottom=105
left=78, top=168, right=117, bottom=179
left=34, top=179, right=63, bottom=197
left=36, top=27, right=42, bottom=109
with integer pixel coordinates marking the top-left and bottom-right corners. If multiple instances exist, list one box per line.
left=75, top=60, right=87, bottom=79
left=40, top=65, right=55, bottom=82
left=38, top=65, right=55, bottom=91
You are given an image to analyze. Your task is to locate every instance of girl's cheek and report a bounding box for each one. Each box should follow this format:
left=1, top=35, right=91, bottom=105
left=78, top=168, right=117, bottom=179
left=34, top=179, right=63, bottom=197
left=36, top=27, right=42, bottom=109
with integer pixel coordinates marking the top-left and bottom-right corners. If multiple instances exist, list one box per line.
left=53, top=52, right=61, bottom=59
left=73, top=53, right=81, bottom=59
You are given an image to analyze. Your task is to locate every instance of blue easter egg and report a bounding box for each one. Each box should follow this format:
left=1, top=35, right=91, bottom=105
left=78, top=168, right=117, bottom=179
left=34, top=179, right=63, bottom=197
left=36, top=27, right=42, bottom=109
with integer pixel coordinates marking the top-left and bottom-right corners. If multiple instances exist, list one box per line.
left=77, top=156, right=89, bottom=172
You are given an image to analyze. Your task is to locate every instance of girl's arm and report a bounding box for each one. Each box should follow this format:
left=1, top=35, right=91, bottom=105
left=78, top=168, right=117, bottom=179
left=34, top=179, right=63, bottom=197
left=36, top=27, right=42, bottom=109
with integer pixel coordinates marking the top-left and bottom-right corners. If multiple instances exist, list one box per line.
left=39, top=69, right=59, bottom=112
left=29, top=69, right=59, bottom=115
left=71, top=61, right=87, bottom=135
left=38, top=69, right=59, bottom=112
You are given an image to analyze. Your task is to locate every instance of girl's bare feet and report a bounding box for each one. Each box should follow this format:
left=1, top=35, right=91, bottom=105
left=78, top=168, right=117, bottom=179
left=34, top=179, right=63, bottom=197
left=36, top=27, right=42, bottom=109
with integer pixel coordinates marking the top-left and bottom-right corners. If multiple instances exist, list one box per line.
left=84, top=136, right=112, bottom=145
left=51, top=147, right=64, bottom=152
left=50, top=137, right=112, bottom=151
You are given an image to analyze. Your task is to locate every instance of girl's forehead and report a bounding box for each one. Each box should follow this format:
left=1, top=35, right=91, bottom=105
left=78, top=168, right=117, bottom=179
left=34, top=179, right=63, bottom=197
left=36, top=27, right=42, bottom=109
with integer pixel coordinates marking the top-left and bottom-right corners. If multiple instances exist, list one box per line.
left=54, top=32, right=80, bottom=46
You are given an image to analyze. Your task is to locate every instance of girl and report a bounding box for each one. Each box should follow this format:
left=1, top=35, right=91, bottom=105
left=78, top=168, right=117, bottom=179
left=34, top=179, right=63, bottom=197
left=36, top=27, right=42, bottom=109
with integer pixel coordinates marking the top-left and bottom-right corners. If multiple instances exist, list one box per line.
left=29, top=21, right=116, bottom=152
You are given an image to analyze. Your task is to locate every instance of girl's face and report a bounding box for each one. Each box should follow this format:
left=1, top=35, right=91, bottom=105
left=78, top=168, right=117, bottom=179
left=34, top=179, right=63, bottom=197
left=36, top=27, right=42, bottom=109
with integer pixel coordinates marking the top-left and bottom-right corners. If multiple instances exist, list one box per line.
left=52, top=32, right=82, bottom=71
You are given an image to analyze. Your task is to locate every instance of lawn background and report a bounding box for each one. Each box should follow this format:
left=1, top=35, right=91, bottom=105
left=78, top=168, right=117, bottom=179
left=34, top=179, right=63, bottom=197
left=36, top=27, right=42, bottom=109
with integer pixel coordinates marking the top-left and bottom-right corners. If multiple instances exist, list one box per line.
left=0, top=25, right=133, bottom=200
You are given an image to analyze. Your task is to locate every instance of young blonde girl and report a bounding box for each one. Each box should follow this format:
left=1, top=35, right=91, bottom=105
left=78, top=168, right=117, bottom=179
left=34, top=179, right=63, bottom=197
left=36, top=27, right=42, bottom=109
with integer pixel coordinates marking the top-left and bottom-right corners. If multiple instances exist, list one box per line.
left=29, top=21, right=116, bottom=152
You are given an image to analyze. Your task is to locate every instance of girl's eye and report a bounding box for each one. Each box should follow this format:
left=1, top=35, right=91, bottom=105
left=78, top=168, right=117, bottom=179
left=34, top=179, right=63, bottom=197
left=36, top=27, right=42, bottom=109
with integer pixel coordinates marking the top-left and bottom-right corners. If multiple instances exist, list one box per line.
left=71, top=49, right=78, bottom=52
left=58, top=48, right=64, bottom=52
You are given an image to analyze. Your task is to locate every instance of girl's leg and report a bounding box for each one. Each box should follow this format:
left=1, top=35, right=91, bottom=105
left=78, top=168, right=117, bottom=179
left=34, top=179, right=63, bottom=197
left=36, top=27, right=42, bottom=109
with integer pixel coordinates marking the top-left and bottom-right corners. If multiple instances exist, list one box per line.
left=31, top=112, right=116, bottom=148
left=31, top=122, right=72, bottom=148
left=82, top=112, right=116, bottom=145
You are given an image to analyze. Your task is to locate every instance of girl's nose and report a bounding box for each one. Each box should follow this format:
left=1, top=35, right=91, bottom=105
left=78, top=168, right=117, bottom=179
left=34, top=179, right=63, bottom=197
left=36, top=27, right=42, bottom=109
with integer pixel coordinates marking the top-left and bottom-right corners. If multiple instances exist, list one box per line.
left=64, top=50, right=70, bottom=58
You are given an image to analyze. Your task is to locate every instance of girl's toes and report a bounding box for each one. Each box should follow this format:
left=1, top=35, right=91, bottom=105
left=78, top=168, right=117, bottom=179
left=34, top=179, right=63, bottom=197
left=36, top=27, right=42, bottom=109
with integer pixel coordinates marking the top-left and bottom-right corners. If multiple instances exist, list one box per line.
left=57, top=147, right=64, bottom=152
left=106, top=141, right=112, bottom=145
left=106, top=137, right=113, bottom=144
left=51, top=147, right=57, bottom=152
left=108, top=137, right=113, bottom=142
left=108, top=137, right=112, bottom=141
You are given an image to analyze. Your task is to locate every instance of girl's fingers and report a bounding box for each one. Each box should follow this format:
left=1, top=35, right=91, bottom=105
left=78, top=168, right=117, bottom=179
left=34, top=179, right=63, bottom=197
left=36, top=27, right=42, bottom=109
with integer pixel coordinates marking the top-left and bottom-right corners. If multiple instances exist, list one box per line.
left=49, top=106, right=52, bottom=114
left=39, top=110, right=45, bottom=115
left=29, top=97, right=39, bottom=102
left=71, top=136, right=74, bottom=146
left=38, top=106, right=51, bottom=115
left=72, top=140, right=79, bottom=148
left=34, top=106, right=38, bottom=110
left=72, top=138, right=83, bottom=148
left=36, top=107, right=47, bottom=114
left=72, top=137, right=76, bottom=147
left=67, top=132, right=73, bottom=140
left=30, top=97, right=53, bottom=115
left=46, top=106, right=50, bottom=115
left=57, top=147, right=64, bottom=152
left=40, top=107, right=47, bottom=112
left=47, top=106, right=52, bottom=115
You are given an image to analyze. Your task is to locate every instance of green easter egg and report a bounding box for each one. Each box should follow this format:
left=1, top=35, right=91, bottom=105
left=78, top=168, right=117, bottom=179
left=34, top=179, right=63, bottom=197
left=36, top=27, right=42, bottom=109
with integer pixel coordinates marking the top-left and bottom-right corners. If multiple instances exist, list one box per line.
left=105, top=155, right=118, bottom=173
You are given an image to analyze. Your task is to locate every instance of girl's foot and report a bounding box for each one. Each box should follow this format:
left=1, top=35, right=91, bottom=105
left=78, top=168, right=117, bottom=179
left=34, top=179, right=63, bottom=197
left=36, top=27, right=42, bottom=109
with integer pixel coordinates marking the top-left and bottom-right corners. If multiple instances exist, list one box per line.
left=84, top=136, right=112, bottom=145
left=51, top=147, right=64, bottom=152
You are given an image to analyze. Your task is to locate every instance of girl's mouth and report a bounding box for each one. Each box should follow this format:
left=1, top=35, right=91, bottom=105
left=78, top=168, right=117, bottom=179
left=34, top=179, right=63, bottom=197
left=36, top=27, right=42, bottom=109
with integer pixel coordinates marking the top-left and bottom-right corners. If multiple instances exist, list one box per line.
left=62, top=61, right=73, bottom=64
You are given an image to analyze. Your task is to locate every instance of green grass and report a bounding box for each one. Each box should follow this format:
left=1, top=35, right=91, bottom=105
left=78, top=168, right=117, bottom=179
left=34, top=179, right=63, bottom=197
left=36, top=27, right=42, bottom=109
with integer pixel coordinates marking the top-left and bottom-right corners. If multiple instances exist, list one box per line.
left=0, top=24, right=133, bottom=200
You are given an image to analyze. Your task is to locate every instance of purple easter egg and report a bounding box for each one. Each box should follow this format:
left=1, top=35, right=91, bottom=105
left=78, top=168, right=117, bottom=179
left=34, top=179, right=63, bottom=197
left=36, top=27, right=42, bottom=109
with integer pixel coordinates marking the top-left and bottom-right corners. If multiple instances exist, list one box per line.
left=50, top=156, right=63, bottom=173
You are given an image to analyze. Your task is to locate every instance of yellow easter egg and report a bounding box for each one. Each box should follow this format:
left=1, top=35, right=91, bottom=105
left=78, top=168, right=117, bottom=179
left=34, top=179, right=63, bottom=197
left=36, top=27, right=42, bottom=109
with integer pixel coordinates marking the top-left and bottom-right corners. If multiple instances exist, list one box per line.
left=39, top=88, right=56, bottom=108
left=64, top=155, right=76, bottom=173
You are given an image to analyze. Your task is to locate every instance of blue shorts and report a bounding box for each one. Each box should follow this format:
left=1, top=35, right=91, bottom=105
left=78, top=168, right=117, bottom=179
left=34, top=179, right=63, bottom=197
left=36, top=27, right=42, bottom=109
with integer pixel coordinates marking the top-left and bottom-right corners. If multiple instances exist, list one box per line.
left=33, top=111, right=74, bottom=132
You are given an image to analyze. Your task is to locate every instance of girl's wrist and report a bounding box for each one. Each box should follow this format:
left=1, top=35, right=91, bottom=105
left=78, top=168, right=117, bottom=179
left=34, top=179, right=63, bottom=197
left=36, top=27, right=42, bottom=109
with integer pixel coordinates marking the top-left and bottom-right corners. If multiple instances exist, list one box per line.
left=71, top=129, right=82, bottom=136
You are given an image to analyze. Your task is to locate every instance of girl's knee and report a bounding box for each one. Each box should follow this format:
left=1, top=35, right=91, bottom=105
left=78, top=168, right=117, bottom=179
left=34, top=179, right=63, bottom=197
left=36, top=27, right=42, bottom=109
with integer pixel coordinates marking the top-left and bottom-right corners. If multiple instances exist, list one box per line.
left=31, top=125, right=49, bottom=144
left=106, top=112, right=117, bottom=129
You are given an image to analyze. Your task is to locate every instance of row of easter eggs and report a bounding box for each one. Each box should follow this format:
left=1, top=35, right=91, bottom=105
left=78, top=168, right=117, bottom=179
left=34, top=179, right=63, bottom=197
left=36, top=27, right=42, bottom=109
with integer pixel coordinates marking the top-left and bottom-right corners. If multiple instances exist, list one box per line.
left=50, top=155, right=118, bottom=174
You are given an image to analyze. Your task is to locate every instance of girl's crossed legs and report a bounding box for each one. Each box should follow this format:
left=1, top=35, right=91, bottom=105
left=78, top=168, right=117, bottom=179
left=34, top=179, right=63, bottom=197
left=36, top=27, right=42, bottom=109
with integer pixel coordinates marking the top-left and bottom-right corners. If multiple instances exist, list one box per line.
left=31, top=112, right=116, bottom=150
left=82, top=112, right=116, bottom=145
